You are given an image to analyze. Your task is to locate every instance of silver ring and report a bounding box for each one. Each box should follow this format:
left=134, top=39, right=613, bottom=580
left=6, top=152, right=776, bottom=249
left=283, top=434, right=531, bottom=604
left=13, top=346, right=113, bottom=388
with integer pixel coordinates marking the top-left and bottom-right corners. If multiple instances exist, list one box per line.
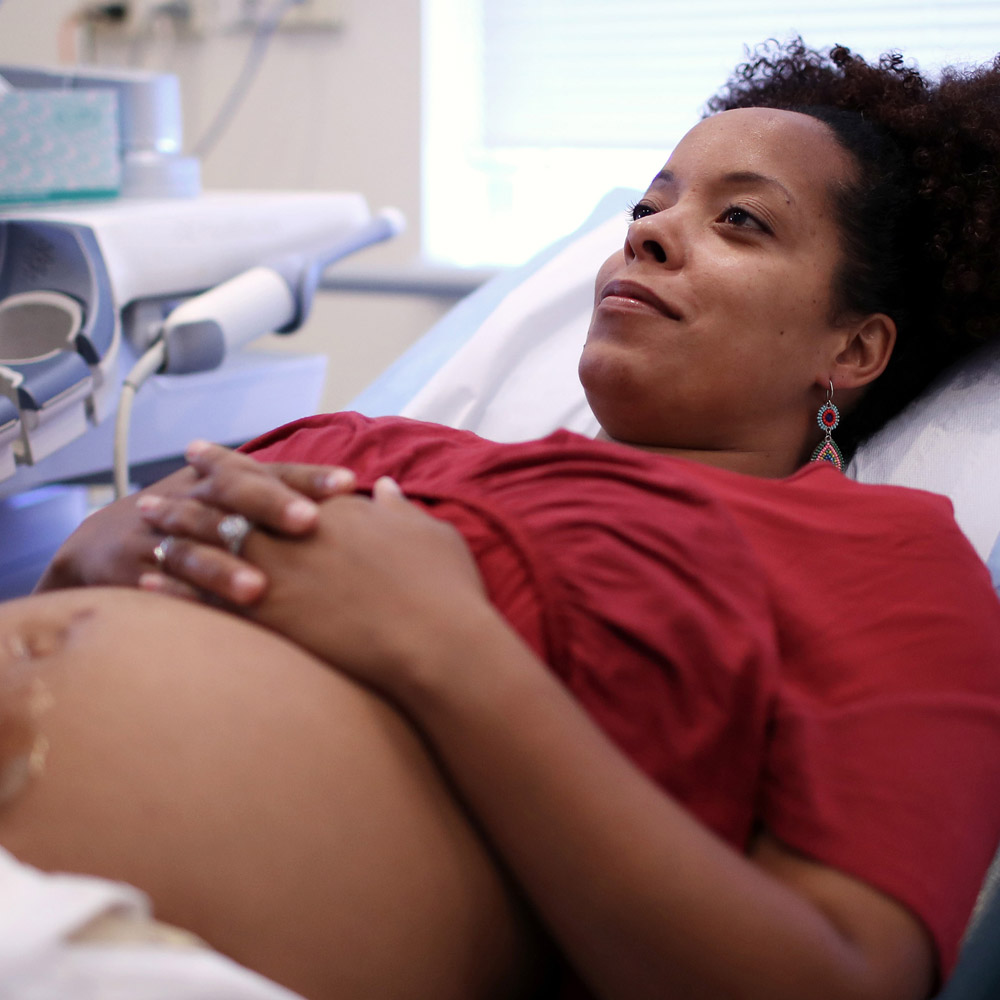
left=217, top=513, right=252, bottom=556
left=152, top=536, right=174, bottom=568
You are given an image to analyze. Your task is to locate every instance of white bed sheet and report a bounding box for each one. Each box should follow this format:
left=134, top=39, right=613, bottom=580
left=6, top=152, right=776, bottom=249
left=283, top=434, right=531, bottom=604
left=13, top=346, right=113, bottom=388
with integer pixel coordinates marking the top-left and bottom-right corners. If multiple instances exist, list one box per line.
left=0, top=845, right=304, bottom=1000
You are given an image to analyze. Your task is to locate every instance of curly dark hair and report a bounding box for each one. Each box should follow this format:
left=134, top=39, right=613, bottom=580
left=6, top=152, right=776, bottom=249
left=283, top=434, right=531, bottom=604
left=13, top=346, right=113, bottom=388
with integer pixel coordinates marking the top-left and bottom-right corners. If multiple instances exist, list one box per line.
left=706, top=38, right=1000, bottom=455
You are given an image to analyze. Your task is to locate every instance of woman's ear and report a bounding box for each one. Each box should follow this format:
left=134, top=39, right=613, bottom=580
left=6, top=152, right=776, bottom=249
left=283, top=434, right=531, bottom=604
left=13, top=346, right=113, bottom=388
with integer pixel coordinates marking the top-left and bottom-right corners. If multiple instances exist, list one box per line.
left=830, top=313, right=897, bottom=390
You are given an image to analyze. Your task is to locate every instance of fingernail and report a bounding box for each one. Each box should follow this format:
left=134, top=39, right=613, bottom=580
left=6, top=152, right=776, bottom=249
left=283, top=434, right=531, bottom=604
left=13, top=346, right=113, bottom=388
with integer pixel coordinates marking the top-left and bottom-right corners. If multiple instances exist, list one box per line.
left=231, top=568, right=265, bottom=602
left=321, top=468, right=356, bottom=492
left=285, top=497, right=318, bottom=529
left=373, top=476, right=403, bottom=499
left=184, top=439, right=211, bottom=461
left=135, top=494, right=164, bottom=516
left=138, top=572, right=168, bottom=592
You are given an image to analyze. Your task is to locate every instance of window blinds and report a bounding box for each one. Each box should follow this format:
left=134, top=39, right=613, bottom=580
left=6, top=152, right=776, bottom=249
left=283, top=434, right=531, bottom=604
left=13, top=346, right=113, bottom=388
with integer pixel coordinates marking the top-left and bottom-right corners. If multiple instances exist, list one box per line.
left=423, top=0, right=1000, bottom=265
left=482, top=0, right=1000, bottom=149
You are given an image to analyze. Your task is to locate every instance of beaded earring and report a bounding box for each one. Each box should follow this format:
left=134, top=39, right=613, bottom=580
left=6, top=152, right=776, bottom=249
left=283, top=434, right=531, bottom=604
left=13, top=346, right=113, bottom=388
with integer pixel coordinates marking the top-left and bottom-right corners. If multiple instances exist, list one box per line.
left=810, top=380, right=844, bottom=470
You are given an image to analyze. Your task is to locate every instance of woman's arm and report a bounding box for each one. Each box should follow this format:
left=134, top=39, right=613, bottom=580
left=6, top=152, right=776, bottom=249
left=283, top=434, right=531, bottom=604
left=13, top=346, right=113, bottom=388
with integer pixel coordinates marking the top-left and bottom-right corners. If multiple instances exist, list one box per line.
left=376, top=597, right=935, bottom=1000
left=147, top=471, right=934, bottom=1000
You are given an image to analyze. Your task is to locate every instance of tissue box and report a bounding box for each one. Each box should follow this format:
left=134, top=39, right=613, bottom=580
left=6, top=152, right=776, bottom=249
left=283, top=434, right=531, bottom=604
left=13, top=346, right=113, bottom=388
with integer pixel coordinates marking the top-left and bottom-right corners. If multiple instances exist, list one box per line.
left=0, top=89, right=121, bottom=203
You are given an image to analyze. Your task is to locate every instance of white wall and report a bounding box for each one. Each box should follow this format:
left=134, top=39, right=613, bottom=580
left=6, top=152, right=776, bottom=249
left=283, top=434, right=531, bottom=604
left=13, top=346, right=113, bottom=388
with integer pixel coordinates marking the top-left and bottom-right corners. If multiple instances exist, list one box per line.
left=0, top=0, right=453, bottom=413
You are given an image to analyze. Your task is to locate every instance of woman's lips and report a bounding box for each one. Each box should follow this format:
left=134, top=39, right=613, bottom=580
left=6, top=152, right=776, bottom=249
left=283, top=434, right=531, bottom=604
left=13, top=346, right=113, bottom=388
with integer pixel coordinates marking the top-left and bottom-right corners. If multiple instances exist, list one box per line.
left=598, top=280, right=682, bottom=320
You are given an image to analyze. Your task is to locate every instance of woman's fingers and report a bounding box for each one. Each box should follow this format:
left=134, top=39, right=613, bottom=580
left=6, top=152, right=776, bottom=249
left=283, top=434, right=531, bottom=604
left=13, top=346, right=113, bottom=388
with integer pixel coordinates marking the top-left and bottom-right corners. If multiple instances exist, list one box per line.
left=137, top=571, right=204, bottom=603
left=372, top=475, right=405, bottom=501
left=140, top=534, right=267, bottom=605
left=137, top=494, right=234, bottom=544
left=133, top=436, right=360, bottom=606
left=136, top=496, right=267, bottom=604
left=183, top=441, right=356, bottom=535
left=185, top=440, right=357, bottom=499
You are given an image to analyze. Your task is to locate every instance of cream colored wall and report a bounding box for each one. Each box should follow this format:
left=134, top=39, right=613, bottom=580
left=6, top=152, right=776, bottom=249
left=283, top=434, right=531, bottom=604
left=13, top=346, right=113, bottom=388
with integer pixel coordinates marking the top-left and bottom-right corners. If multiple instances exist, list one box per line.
left=0, top=0, right=454, bottom=413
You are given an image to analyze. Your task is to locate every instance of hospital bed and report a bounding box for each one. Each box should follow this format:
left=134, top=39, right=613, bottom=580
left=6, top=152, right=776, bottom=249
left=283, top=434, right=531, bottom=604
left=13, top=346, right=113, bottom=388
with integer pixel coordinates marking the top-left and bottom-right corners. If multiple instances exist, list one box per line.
left=1, top=186, right=998, bottom=997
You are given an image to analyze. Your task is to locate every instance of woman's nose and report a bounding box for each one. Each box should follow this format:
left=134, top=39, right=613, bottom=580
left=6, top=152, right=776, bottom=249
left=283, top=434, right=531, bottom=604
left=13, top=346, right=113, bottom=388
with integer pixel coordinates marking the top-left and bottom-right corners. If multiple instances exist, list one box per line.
left=624, top=211, right=684, bottom=268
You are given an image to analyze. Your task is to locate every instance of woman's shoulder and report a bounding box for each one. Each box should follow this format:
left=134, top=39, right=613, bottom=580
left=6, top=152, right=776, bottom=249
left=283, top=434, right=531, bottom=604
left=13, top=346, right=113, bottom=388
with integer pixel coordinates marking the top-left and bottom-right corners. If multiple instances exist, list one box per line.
left=802, top=461, right=960, bottom=520
left=679, top=459, right=997, bottom=614
left=803, top=465, right=985, bottom=566
left=243, top=411, right=480, bottom=451
left=241, top=412, right=494, bottom=482
left=694, top=458, right=965, bottom=534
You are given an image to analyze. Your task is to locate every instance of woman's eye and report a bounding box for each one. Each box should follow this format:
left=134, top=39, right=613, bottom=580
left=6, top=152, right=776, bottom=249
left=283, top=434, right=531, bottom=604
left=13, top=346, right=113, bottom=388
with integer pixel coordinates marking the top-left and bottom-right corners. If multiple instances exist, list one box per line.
left=719, top=206, right=767, bottom=232
left=628, top=201, right=657, bottom=222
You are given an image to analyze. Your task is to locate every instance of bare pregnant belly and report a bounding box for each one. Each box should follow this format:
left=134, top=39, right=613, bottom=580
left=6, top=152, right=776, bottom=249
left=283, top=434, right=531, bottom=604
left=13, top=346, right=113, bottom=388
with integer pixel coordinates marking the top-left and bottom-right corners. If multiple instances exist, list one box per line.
left=0, top=588, right=540, bottom=1000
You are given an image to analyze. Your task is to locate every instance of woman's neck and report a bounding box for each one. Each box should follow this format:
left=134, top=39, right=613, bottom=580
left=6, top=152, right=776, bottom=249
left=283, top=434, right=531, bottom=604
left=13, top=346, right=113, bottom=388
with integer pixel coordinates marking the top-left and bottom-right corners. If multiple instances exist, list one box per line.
left=594, top=430, right=808, bottom=479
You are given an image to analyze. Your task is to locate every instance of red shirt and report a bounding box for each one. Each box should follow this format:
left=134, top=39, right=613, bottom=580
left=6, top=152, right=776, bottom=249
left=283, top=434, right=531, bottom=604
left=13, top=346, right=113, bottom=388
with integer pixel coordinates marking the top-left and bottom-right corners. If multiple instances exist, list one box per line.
left=246, top=412, right=1000, bottom=980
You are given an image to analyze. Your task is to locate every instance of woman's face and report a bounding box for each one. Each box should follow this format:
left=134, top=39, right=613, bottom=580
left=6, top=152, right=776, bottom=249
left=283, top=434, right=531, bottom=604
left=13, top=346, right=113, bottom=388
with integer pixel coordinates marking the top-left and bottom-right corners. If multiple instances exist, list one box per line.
left=579, top=107, right=857, bottom=460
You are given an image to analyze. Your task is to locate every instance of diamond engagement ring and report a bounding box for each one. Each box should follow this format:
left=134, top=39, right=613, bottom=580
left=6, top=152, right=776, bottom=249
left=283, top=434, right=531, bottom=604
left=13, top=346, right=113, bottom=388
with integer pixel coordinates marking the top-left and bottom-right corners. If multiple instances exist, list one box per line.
left=217, top=513, right=253, bottom=556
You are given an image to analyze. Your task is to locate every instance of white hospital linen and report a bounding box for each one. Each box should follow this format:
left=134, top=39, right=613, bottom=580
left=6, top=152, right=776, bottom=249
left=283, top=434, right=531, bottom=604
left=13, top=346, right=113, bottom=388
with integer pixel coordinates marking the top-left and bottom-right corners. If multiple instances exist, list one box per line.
left=400, top=213, right=617, bottom=442
left=0, top=845, right=305, bottom=1000
left=848, top=336, right=1000, bottom=562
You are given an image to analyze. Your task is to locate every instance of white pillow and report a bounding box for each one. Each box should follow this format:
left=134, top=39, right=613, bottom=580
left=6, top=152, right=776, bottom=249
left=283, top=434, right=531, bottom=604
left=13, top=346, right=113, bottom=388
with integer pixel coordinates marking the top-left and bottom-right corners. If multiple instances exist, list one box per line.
left=849, top=337, right=1000, bottom=564
left=351, top=189, right=634, bottom=438
left=398, top=213, right=615, bottom=441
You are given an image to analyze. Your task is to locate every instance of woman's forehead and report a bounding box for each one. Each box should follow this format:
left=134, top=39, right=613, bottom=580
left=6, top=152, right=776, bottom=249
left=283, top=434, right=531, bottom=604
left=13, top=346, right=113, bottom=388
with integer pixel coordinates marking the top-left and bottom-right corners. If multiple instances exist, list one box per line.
left=659, top=108, right=852, bottom=197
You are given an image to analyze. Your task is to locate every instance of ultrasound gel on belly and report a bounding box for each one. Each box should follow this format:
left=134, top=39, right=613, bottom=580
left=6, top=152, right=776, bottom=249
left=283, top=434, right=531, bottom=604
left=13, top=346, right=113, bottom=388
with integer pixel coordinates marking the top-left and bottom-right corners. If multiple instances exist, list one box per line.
left=0, top=633, right=53, bottom=807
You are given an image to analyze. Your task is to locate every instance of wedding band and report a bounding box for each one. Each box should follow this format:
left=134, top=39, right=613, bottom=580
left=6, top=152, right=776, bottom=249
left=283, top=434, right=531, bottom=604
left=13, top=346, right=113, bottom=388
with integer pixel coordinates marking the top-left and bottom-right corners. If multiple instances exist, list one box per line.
left=152, top=537, right=174, bottom=568
left=217, top=513, right=252, bottom=556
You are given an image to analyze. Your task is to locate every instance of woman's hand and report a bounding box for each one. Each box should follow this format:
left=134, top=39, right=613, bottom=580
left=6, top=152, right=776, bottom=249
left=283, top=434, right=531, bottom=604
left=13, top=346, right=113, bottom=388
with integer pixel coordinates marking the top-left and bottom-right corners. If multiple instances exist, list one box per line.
left=136, top=441, right=357, bottom=605
left=37, top=441, right=354, bottom=600
left=235, top=479, right=493, bottom=696
left=34, top=468, right=202, bottom=592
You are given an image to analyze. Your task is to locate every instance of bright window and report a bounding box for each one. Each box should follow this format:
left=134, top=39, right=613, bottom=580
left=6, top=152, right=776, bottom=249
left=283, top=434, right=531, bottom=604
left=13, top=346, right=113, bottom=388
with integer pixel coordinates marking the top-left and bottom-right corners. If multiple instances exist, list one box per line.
left=422, top=0, right=1000, bottom=268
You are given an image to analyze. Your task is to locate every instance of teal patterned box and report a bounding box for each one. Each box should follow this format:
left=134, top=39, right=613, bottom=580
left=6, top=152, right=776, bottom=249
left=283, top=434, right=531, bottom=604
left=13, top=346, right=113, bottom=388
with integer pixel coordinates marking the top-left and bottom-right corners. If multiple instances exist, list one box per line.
left=0, top=89, right=120, bottom=203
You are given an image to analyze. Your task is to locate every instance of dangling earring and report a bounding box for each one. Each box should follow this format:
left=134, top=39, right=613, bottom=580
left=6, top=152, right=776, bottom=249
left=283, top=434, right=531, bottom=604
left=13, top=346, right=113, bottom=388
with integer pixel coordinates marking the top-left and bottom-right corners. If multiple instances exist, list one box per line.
left=810, top=380, right=844, bottom=470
